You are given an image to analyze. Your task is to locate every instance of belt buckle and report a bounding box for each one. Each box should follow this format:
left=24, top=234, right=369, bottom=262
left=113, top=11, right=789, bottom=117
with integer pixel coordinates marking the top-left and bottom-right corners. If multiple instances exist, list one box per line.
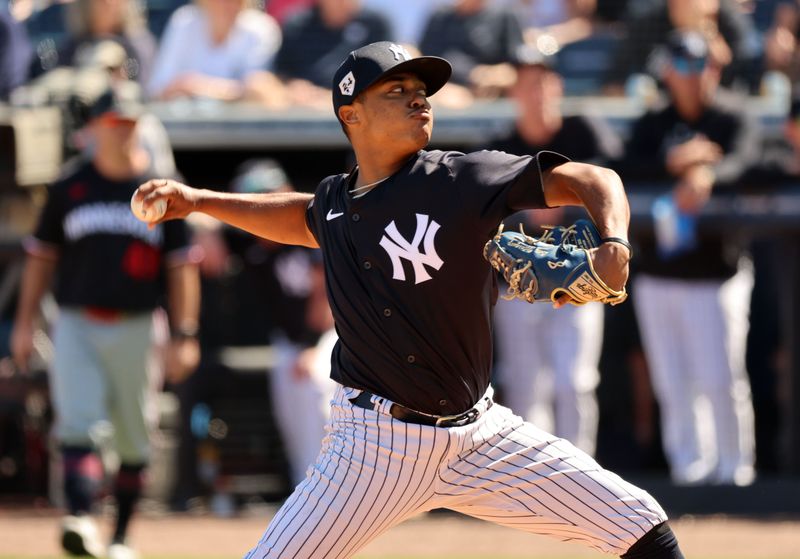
left=436, top=408, right=479, bottom=428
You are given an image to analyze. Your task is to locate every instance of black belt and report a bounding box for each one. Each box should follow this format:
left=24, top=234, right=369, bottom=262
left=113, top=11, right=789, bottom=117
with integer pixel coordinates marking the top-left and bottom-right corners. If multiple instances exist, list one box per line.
left=349, top=390, right=492, bottom=428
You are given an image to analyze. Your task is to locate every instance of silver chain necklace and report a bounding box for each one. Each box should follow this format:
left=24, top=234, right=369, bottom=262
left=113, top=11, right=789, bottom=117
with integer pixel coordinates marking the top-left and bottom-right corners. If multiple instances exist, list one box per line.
left=349, top=176, right=389, bottom=196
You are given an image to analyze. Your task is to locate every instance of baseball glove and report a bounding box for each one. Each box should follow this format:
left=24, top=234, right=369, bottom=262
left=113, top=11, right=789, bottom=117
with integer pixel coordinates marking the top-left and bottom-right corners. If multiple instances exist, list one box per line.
left=483, top=219, right=628, bottom=306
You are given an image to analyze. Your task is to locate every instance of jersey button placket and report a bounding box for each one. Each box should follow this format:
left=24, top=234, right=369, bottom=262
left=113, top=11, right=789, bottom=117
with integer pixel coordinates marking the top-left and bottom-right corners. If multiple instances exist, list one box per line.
left=352, top=213, right=360, bottom=222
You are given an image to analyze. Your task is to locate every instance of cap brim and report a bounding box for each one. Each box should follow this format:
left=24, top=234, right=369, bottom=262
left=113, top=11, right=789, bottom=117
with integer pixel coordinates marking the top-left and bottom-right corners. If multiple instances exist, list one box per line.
left=96, top=104, right=144, bottom=121
left=371, top=56, right=452, bottom=97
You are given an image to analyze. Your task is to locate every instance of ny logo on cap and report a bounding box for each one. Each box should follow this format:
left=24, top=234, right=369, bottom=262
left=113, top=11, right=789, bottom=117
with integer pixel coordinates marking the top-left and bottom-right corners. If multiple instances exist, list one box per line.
left=339, top=71, right=355, bottom=96
left=389, top=43, right=411, bottom=61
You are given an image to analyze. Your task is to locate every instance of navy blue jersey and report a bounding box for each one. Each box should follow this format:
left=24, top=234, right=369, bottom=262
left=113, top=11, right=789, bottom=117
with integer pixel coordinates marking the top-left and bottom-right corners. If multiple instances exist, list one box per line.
left=27, top=159, right=193, bottom=311
left=306, top=149, right=568, bottom=415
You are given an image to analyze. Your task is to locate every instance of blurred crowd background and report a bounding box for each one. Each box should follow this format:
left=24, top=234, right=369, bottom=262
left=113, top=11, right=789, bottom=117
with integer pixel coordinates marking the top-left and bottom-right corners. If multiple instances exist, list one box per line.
left=1, top=0, right=799, bottom=517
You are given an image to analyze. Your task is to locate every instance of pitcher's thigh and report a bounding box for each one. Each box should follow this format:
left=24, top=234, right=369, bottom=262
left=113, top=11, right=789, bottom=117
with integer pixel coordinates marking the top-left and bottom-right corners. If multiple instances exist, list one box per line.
left=245, top=416, right=439, bottom=558
left=448, top=418, right=666, bottom=555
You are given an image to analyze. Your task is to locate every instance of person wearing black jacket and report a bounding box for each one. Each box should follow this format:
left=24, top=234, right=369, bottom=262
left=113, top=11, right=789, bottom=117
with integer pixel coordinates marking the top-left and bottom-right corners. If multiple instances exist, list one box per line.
left=624, top=30, right=759, bottom=486
left=486, top=45, right=623, bottom=457
left=418, top=0, right=523, bottom=97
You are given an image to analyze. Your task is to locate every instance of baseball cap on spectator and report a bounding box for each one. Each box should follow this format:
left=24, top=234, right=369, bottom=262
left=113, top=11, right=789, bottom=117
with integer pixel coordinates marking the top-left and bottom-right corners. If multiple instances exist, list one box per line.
left=511, top=43, right=556, bottom=70
left=665, top=29, right=709, bottom=75
left=231, top=159, right=291, bottom=194
left=332, top=41, right=452, bottom=118
left=88, top=85, right=144, bottom=122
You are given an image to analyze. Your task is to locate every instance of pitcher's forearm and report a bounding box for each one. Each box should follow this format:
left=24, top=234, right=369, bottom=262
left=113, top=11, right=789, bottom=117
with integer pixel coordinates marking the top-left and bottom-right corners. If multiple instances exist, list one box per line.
left=194, top=190, right=318, bottom=247
left=543, top=162, right=630, bottom=239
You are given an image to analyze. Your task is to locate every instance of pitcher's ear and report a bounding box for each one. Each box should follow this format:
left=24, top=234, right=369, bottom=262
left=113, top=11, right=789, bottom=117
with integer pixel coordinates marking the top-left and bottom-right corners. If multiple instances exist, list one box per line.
left=339, top=105, right=359, bottom=125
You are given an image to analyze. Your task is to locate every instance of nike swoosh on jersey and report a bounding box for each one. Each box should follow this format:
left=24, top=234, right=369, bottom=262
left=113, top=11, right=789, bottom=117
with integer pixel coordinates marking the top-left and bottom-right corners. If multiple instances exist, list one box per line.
left=326, top=210, right=344, bottom=221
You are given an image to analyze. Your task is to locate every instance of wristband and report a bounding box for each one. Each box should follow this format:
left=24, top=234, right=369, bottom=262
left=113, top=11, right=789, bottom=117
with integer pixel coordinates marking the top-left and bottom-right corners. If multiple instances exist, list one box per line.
left=601, top=237, right=633, bottom=258
left=170, top=325, right=199, bottom=340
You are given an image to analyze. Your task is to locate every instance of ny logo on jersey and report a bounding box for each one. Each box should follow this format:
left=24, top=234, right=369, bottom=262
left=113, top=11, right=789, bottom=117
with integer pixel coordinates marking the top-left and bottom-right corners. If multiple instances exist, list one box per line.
left=379, top=214, right=443, bottom=284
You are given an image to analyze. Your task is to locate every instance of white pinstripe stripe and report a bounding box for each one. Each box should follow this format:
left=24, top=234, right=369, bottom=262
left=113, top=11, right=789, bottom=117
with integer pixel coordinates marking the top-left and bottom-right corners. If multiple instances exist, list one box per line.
left=435, top=405, right=663, bottom=554
left=453, top=450, right=638, bottom=545
left=243, top=386, right=666, bottom=558
left=342, top=421, right=433, bottom=556
left=303, top=407, right=378, bottom=558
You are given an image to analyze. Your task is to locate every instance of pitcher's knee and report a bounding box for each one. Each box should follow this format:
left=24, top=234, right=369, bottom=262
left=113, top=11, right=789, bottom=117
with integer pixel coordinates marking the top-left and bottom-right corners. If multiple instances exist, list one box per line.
left=620, top=522, right=684, bottom=559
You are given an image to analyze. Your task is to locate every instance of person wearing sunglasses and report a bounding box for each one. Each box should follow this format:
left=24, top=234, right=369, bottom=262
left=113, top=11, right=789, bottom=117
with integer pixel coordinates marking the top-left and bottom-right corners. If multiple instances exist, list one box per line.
left=622, top=29, right=761, bottom=487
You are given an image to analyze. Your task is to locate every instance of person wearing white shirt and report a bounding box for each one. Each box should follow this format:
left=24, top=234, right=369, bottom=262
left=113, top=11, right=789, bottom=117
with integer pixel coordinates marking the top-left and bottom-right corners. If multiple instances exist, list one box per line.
left=147, top=0, right=281, bottom=101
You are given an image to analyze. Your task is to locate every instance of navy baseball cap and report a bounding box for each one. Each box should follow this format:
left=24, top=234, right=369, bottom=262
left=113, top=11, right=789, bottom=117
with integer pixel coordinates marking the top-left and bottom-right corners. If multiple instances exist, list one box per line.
left=332, top=41, right=452, bottom=117
left=88, top=86, right=144, bottom=122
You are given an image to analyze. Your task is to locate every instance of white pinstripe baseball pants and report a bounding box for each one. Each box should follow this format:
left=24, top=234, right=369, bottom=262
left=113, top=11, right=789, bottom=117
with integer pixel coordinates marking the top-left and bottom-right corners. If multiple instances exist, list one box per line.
left=633, top=269, right=756, bottom=485
left=493, top=299, right=604, bottom=455
left=244, top=384, right=667, bottom=558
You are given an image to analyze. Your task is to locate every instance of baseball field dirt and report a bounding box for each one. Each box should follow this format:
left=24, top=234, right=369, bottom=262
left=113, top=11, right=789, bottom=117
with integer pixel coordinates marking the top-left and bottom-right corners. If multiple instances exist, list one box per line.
left=0, top=505, right=797, bottom=558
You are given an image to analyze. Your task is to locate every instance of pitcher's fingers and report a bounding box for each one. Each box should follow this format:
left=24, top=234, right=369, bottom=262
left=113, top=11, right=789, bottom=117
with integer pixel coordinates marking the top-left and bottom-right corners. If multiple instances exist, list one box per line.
left=136, top=178, right=169, bottom=197
left=553, top=292, right=573, bottom=309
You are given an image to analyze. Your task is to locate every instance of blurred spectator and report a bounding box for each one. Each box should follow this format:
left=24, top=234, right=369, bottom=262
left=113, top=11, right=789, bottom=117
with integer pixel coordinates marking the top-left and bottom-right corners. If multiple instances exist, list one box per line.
left=146, top=0, right=190, bottom=40
left=487, top=44, right=623, bottom=456
left=745, top=90, right=800, bottom=181
left=10, top=85, right=200, bottom=558
left=762, top=1, right=800, bottom=85
left=0, top=7, right=33, bottom=99
left=29, top=0, right=157, bottom=85
left=60, top=51, right=179, bottom=178
left=418, top=0, right=524, bottom=98
left=594, top=0, right=635, bottom=23
left=167, top=211, right=248, bottom=513
left=265, top=0, right=312, bottom=25
left=623, top=30, right=760, bottom=486
left=169, top=159, right=337, bottom=509
left=147, top=0, right=282, bottom=103
left=361, top=0, right=451, bottom=46
left=499, top=0, right=598, bottom=48
left=734, top=89, right=793, bottom=473
left=22, top=1, right=80, bottom=75
left=749, top=0, right=787, bottom=33
left=603, top=0, right=763, bottom=95
left=272, top=0, right=392, bottom=109
left=224, top=159, right=335, bottom=487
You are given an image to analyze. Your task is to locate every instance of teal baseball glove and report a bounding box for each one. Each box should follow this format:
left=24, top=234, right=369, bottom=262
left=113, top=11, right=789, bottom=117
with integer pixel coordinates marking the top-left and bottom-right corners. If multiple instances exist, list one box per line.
left=483, top=219, right=628, bottom=306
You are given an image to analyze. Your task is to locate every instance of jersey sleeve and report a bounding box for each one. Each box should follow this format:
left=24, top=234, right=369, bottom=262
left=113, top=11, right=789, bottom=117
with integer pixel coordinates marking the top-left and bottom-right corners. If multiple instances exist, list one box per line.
left=305, top=176, right=335, bottom=246
left=445, top=149, right=570, bottom=222
left=162, top=219, right=197, bottom=266
left=28, top=181, right=67, bottom=255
